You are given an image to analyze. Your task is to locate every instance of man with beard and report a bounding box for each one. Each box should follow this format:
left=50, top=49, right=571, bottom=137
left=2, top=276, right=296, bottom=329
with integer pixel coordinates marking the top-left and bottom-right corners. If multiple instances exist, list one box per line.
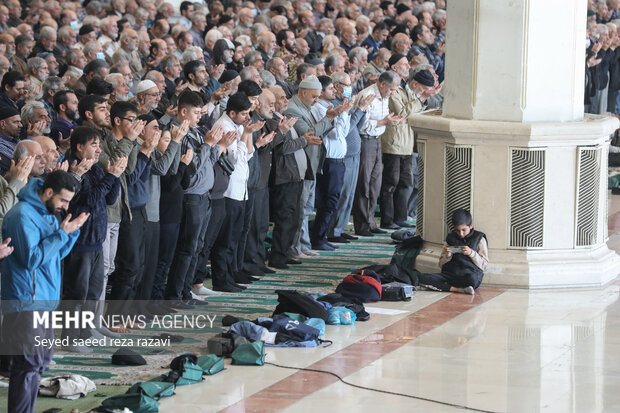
left=104, top=73, right=131, bottom=104
left=99, top=17, right=120, bottom=59
left=24, top=57, right=48, bottom=100
left=266, top=57, right=296, bottom=99
left=32, top=136, right=60, bottom=175
left=0, top=71, right=26, bottom=110
left=1, top=170, right=87, bottom=413
left=111, top=29, right=143, bottom=79
left=50, top=90, right=79, bottom=155
left=20, top=101, right=50, bottom=140
left=0, top=106, right=22, bottom=175
left=11, top=140, right=46, bottom=178
left=134, top=80, right=161, bottom=116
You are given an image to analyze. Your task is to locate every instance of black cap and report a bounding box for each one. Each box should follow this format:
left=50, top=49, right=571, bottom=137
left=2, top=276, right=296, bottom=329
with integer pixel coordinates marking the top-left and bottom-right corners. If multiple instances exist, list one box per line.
left=0, top=106, right=19, bottom=121
left=111, top=348, right=147, bottom=366
left=412, top=69, right=435, bottom=87
left=79, top=25, right=95, bottom=36
left=304, top=53, right=323, bottom=65
left=388, top=53, right=406, bottom=68
left=219, top=70, right=239, bottom=83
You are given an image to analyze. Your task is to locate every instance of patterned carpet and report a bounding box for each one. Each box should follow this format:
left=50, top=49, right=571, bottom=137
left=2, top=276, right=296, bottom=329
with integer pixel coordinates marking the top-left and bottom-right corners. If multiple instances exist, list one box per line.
left=17, top=228, right=397, bottom=390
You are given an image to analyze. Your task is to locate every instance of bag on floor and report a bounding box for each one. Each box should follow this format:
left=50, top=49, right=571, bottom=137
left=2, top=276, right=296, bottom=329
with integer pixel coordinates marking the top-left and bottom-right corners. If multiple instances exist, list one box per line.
left=273, top=290, right=329, bottom=321
left=100, top=393, right=159, bottom=413
left=207, top=332, right=248, bottom=357
left=196, top=354, right=225, bottom=375
left=127, top=381, right=175, bottom=400
left=381, top=282, right=415, bottom=301
left=335, top=269, right=382, bottom=302
left=269, top=316, right=321, bottom=342
left=317, top=293, right=370, bottom=321
left=390, top=235, right=424, bottom=269
left=327, top=306, right=356, bottom=325
left=163, top=354, right=204, bottom=386
left=231, top=341, right=266, bottom=365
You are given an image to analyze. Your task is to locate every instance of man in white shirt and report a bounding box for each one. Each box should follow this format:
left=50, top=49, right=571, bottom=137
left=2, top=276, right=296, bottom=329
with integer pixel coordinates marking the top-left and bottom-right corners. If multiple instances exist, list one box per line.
left=353, top=70, right=403, bottom=236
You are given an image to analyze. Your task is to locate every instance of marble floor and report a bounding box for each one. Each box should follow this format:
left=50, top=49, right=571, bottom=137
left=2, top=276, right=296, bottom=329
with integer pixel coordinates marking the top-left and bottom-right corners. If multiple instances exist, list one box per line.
left=159, top=195, right=620, bottom=413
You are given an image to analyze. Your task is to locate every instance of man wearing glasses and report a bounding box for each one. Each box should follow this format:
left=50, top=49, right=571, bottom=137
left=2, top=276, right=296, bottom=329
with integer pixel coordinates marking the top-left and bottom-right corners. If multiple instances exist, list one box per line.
left=134, top=79, right=161, bottom=116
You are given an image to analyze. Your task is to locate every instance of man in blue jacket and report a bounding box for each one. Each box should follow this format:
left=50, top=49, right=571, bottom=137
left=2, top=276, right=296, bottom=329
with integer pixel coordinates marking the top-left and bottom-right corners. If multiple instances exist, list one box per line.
left=1, top=171, right=89, bottom=413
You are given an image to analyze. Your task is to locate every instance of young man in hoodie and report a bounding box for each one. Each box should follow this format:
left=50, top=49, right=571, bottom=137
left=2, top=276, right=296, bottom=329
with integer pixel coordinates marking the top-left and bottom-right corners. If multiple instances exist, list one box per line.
left=1, top=171, right=88, bottom=413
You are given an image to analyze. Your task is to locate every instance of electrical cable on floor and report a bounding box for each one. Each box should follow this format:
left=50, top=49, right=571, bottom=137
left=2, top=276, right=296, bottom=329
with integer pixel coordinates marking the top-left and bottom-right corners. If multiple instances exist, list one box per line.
left=265, top=361, right=501, bottom=413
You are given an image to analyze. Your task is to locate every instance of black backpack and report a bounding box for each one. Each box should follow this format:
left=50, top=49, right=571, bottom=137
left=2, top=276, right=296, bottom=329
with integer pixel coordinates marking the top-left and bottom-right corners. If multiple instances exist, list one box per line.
left=272, top=290, right=329, bottom=321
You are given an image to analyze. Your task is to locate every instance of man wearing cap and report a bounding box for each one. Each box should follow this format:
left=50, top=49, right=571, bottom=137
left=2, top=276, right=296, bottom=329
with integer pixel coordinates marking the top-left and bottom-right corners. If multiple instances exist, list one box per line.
left=135, top=80, right=161, bottom=116
left=76, top=25, right=97, bottom=51
left=0, top=106, right=22, bottom=175
left=380, top=67, right=437, bottom=230
left=284, top=75, right=339, bottom=258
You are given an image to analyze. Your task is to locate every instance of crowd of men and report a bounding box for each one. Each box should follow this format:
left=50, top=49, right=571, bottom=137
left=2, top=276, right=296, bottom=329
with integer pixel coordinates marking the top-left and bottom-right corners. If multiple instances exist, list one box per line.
left=0, top=0, right=448, bottom=411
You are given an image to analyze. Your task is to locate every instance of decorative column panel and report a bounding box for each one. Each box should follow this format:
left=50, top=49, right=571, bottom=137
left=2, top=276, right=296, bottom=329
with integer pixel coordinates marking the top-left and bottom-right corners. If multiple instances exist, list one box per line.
left=416, top=140, right=426, bottom=238
left=508, top=148, right=545, bottom=248
left=575, top=147, right=602, bottom=247
left=444, top=145, right=473, bottom=237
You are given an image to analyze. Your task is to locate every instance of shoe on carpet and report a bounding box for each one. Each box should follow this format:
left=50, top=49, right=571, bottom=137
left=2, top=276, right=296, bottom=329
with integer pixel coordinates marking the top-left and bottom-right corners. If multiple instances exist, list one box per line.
left=301, top=249, right=319, bottom=256
left=269, top=261, right=289, bottom=269
left=186, top=298, right=209, bottom=306
left=342, top=233, right=359, bottom=240
left=192, top=285, right=218, bottom=295
left=380, top=223, right=400, bottom=230
left=356, top=231, right=375, bottom=237
left=395, top=221, right=415, bottom=228
left=168, top=300, right=195, bottom=310
left=213, top=284, right=244, bottom=293
left=370, top=228, right=387, bottom=234
left=327, top=236, right=350, bottom=243
left=311, top=242, right=335, bottom=251
left=326, top=242, right=339, bottom=249
left=259, top=265, right=276, bottom=274
left=286, top=258, right=302, bottom=265
left=294, top=252, right=313, bottom=259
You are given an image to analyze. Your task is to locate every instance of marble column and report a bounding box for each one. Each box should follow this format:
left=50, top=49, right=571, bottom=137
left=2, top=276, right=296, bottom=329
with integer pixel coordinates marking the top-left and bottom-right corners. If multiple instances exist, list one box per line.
left=412, top=0, right=620, bottom=288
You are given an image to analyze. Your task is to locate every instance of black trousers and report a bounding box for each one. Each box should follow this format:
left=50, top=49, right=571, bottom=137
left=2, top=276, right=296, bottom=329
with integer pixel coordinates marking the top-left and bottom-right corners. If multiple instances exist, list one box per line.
left=61, top=249, right=104, bottom=339
left=380, top=153, right=413, bottom=226
left=244, top=186, right=269, bottom=270
left=237, top=189, right=255, bottom=273
left=418, top=271, right=483, bottom=292
left=152, top=222, right=180, bottom=300
left=210, top=198, right=244, bottom=284
left=194, top=197, right=227, bottom=287
left=353, top=138, right=382, bottom=233
left=109, top=206, right=147, bottom=315
left=165, top=193, right=211, bottom=301
left=311, top=159, right=345, bottom=245
left=2, top=311, right=54, bottom=413
left=135, top=221, right=159, bottom=301
left=270, top=181, right=303, bottom=265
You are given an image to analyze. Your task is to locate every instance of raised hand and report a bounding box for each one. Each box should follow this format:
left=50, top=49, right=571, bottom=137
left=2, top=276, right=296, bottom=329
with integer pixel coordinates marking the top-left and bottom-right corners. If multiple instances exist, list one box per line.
left=127, top=120, right=146, bottom=141
left=180, top=148, right=194, bottom=165
left=171, top=120, right=190, bottom=143
left=340, top=98, right=355, bottom=114
left=60, top=212, right=91, bottom=234
left=106, top=156, right=128, bottom=177
left=304, top=131, right=322, bottom=145
left=58, top=133, right=71, bottom=153
left=277, top=116, right=297, bottom=133
left=358, top=93, right=376, bottom=111
left=205, top=126, right=224, bottom=146
left=70, top=158, right=96, bottom=177
left=243, top=119, right=265, bottom=134
left=8, top=156, right=34, bottom=182
left=27, top=120, right=46, bottom=137
left=220, top=130, right=237, bottom=148
left=256, top=131, right=276, bottom=148
left=0, top=238, right=13, bottom=259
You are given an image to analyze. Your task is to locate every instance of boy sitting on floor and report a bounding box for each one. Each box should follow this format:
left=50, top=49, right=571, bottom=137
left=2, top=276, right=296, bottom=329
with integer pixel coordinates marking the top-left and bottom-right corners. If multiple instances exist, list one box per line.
left=419, top=209, right=488, bottom=295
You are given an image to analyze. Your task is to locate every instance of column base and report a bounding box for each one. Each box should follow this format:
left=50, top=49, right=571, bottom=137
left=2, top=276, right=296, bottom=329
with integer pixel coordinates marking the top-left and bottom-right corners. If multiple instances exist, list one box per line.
left=415, top=242, right=620, bottom=289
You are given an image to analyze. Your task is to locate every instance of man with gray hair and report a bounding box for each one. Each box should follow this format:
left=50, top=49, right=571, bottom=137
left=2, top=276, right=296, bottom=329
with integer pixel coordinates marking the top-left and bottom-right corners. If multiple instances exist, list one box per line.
left=353, top=70, right=403, bottom=236
left=41, top=75, right=64, bottom=122
left=31, top=26, right=57, bottom=56
left=12, top=140, right=45, bottom=178
left=25, top=57, right=48, bottom=100
left=112, top=29, right=143, bottom=78
left=21, top=101, right=51, bottom=139
left=244, top=50, right=265, bottom=70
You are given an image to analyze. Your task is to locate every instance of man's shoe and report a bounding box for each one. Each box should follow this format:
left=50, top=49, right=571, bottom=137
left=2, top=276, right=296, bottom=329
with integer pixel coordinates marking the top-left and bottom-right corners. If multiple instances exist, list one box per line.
left=342, top=233, right=359, bottom=240
left=395, top=221, right=415, bottom=228
left=269, top=261, right=289, bottom=269
left=294, top=252, right=312, bottom=259
left=192, top=285, right=218, bottom=296
left=312, top=242, right=335, bottom=251
left=356, top=231, right=375, bottom=237
left=286, top=258, right=302, bottom=265
left=259, top=265, right=276, bottom=274
left=186, top=298, right=209, bottom=306
left=457, top=286, right=475, bottom=295
left=231, top=282, right=247, bottom=290
left=300, top=249, right=319, bottom=256
left=213, top=284, right=243, bottom=293
left=327, top=236, right=350, bottom=243
left=380, top=223, right=400, bottom=230
left=326, top=242, right=339, bottom=249
left=370, top=228, right=387, bottom=234
left=169, top=300, right=195, bottom=310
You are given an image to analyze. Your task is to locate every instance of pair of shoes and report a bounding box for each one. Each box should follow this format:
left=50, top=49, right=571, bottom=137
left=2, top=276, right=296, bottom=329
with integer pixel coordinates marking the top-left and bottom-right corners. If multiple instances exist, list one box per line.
left=259, top=265, right=276, bottom=274
left=168, top=300, right=195, bottom=310
left=269, top=261, right=289, bottom=269
left=294, top=252, right=312, bottom=259
left=327, top=236, right=350, bottom=244
left=62, top=344, right=93, bottom=354
left=356, top=230, right=374, bottom=237
left=327, top=242, right=339, bottom=249
left=192, top=285, right=218, bottom=296
left=301, top=249, right=319, bottom=257
left=312, top=242, right=335, bottom=251
left=380, top=223, right=400, bottom=230
left=213, top=283, right=244, bottom=293
left=457, top=286, right=475, bottom=295
left=395, top=221, right=415, bottom=228
left=235, top=272, right=259, bottom=283
left=243, top=264, right=265, bottom=276
left=342, top=233, right=359, bottom=240
left=286, top=258, right=302, bottom=265
left=370, top=228, right=387, bottom=234
left=186, top=298, right=209, bottom=306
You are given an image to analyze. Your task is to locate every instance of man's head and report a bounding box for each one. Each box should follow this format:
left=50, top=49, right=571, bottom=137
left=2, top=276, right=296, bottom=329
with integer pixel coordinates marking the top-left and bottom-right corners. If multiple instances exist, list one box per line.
left=0, top=106, right=21, bottom=137
left=32, top=136, right=59, bottom=173
left=296, top=63, right=316, bottom=84
left=27, top=57, right=49, bottom=82
left=331, top=72, right=352, bottom=100
left=176, top=31, right=193, bottom=52
left=409, top=67, right=436, bottom=94
left=392, top=33, right=412, bottom=55
left=269, top=85, right=288, bottom=113
left=78, top=25, right=97, bottom=45
left=120, top=29, right=139, bottom=52
left=54, top=90, right=79, bottom=121
left=244, top=50, right=265, bottom=69
left=145, top=71, right=166, bottom=95
left=41, top=53, right=59, bottom=76
left=297, top=75, right=323, bottom=108
left=70, top=125, right=101, bottom=161
left=135, top=79, right=161, bottom=112
left=191, top=11, right=207, bottom=32
left=240, top=67, right=262, bottom=85
left=372, top=22, right=390, bottom=42
left=184, top=60, right=209, bottom=87
left=58, top=26, right=76, bottom=48
left=257, top=89, right=276, bottom=120
left=38, top=170, right=79, bottom=215
left=266, top=57, right=288, bottom=81
left=177, top=90, right=204, bottom=127
left=317, top=75, right=336, bottom=101
left=39, top=26, right=57, bottom=52
left=0, top=55, right=10, bottom=79
left=377, top=70, right=400, bottom=99
left=110, top=101, right=139, bottom=136
left=67, top=49, right=87, bottom=70
left=0, top=34, right=16, bottom=59
left=340, top=24, right=358, bottom=47
left=295, top=38, right=310, bottom=57
left=21, top=101, right=51, bottom=134
left=15, top=35, right=34, bottom=59
left=389, top=54, right=409, bottom=79
left=226, top=92, right=252, bottom=125
left=324, top=55, right=345, bottom=76
left=412, top=24, right=434, bottom=46
left=105, top=73, right=130, bottom=102
left=161, top=55, right=182, bottom=80
left=276, top=29, right=296, bottom=53
left=13, top=140, right=45, bottom=177
left=238, top=80, right=262, bottom=110
left=79, top=94, right=110, bottom=129
left=257, top=31, right=277, bottom=57
left=374, top=48, right=392, bottom=70
left=84, top=59, right=110, bottom=83
left=452, top=208, right=473, bottom=239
